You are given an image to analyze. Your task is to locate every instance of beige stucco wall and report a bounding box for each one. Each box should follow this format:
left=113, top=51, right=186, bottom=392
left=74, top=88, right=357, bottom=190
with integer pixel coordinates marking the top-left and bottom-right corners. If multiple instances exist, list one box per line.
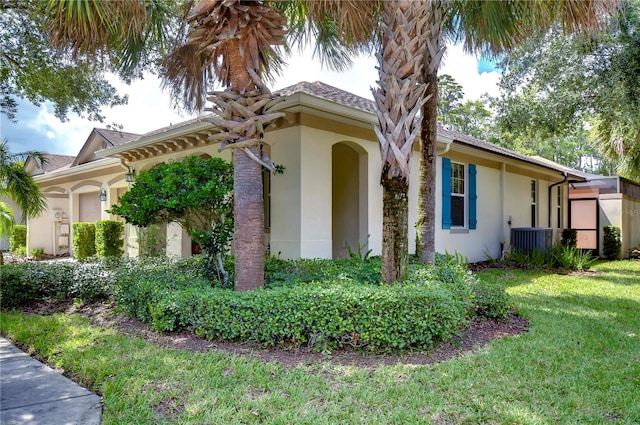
left=623, top=196, right=640, bottom=254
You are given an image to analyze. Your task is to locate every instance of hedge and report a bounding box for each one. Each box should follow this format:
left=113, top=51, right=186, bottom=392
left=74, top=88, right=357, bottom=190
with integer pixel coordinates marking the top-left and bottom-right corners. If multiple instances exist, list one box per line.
left=9, top=225, right=26, bottom=252
left=603, top=225, right=621, bottom=260
left=95, top=220, right=124, bottom=258
left=72, top=222, right=96, bottom=260
left=115, top=279, right=470, bottom=352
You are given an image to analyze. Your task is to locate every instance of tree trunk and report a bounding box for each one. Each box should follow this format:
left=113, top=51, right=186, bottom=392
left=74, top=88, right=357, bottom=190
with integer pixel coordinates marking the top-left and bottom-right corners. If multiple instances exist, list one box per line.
left=373, top=0, right=429, bottom=283
left=416, top=2, right=446, bottom=264
left=416, top=70, right=439, bottom=263
left=382, top=175, right=409, bottom=284
left=233, top=145, right=265, bottom=291
left=226, top=38, right=265, bottom=291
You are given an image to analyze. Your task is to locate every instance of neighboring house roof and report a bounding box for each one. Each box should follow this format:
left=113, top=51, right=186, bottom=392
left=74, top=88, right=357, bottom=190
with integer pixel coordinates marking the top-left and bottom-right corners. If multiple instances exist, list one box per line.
left=25, top=154, right=75, bottom=175
left=72, top=128, right=141, bottom=166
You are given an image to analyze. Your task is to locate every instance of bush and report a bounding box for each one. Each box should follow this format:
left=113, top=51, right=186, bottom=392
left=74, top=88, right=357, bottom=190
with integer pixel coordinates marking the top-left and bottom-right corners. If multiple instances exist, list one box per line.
left=30, top=248, right=45, bottom=259
left=9, top=224, right=26, bottom=252
left=0, top=260, right=117, bottom=308
left=551, top=245, right=593, bottom=271
left=72, top=222, right=96, bottom=260
left=603, top=225, right=621, bottom=260
left=561, top=229, right=577, bottom=248
left=95, top=220, right=124, bottom=258
left=114, top=276, right=470, bottom=352
left=112, top=254, right=511, bottom=351
left=13, top=246, right=27, bottom=257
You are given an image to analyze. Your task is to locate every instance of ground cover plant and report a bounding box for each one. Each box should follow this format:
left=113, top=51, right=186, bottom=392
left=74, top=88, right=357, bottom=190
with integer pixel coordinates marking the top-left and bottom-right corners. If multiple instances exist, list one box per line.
left=1, top=260, right=638, bottom=424
left=1, top=254, right=508, bottom=352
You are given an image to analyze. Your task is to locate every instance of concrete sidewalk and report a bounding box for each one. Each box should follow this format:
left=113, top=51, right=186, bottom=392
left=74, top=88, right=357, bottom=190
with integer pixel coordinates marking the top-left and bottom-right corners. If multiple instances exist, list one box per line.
left=0, top=337, right=101, bottom=425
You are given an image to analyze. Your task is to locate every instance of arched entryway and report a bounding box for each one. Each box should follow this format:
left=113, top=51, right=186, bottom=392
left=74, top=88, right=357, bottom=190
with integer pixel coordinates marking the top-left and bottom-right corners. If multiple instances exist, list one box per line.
left=332, top=142, right=368, bottom=259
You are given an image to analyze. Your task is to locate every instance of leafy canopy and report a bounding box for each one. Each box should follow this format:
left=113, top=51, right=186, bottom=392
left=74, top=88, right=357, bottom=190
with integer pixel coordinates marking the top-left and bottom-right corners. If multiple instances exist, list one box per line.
left=109, top=156, right=234, bottom=258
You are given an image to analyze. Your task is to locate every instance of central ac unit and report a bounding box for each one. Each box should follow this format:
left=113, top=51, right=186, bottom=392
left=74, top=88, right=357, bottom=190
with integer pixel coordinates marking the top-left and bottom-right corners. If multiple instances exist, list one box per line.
left=511, top=227, right=553, bottom=254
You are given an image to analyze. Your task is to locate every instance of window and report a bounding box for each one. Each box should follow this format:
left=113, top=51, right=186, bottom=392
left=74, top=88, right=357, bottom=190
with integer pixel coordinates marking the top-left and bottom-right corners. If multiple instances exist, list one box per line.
left=556, top=186, right=562, bottom=229
left=451, top=163, right=465, bottom=227
left=442, top=158, right=477, bottom=230
left=531, top=180, right=537, bottom=227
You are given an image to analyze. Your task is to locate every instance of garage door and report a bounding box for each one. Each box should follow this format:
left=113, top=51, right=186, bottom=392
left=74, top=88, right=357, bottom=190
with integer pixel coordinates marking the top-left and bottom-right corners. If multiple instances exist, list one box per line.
left=79, top=192, right=101, bottom=223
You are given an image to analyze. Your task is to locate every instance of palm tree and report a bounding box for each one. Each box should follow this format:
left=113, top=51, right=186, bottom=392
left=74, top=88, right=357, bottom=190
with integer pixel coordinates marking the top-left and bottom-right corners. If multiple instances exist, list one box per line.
left=42, top=0, right=288, bottom=291
left=0, top=139, right=47, bottom=264
left=415, top=0, right=622, bottom=263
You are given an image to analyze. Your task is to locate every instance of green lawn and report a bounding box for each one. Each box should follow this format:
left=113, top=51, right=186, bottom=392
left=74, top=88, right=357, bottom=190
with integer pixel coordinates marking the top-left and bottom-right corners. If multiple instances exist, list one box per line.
left=1, top=260, right=639, bottom=424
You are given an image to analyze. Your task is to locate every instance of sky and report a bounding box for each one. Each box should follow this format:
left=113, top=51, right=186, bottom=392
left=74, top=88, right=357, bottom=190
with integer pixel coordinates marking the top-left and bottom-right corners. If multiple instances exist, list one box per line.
left=1, top=43, right=500, bottom=156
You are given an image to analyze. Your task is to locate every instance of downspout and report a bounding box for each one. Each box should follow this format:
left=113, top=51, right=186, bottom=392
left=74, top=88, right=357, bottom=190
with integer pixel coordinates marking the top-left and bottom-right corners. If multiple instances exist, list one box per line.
left=548, top=172, right=568, bottom=228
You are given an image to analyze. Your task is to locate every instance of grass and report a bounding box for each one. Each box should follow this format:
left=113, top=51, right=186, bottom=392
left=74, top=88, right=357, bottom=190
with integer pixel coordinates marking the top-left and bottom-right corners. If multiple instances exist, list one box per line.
left=1, top=260, right=639, bottom=424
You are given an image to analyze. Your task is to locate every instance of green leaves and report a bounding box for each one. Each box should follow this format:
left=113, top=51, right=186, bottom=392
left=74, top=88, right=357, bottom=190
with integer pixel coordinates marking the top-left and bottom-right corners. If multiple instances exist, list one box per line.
left=109, top=156, right=234, bottom=259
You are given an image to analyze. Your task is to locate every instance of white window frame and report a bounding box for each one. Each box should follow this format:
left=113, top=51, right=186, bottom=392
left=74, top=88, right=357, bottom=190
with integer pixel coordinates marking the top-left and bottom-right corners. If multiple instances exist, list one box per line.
left=451, top=162, right=467, bottom=228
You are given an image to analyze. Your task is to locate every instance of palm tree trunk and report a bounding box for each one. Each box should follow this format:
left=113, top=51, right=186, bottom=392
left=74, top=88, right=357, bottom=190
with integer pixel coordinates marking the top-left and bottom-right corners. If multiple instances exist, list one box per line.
left=374, top=0, right=429, bottom=283
left=416, top=2, right=446, bottom=264
left=233, top=145, right=264, bottom=291
left=416, top=70, right=439, bottom=263
left=382, top=175, right=409, bottom=283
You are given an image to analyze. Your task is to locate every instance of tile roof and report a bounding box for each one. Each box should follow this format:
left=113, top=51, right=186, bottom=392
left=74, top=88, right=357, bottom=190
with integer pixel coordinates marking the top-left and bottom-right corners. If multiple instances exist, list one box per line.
left=42, top=154, right=75, bottom=172
left=276, top=81, right=580, bottom=176
left=94, top=128, right=141, bottom=146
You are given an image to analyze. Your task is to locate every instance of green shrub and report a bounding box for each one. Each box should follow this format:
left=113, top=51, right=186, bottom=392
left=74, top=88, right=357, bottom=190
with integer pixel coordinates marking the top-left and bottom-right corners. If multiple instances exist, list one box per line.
left=9, top=224, right=26, bottom=252
left=114, top=276, right=470, bottom=352
left=112, top=255, right=511, bottom=351
left=13, top=246, right=27, bottom=257
left=0, top=266, right=42, bottom=308
left=30, top=248, right=45, bottom=259
left=551, top=245, right=593, bottom=271
left=561, top=229, right=577, bottom=248
left=72, top=222, right=96, bottom=260
left=0, top=260, right=117, bottom=308
left=603, top=225, right=621, bottom=260
left=95, top=220, right=124, bottom=258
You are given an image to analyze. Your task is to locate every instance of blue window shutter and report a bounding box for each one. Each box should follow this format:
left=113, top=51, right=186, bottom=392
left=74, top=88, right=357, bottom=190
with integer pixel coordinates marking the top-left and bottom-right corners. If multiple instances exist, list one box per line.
left=442, top=158, right=452, bottom=229
left=469, top=163, right=477, bottom=229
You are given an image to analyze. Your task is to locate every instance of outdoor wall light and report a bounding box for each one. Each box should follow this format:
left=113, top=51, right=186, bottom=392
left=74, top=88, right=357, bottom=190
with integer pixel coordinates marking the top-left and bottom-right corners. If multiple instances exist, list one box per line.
left=99, top=188, right=107, bottom=202
left=125, top=167, right=135, bottom=183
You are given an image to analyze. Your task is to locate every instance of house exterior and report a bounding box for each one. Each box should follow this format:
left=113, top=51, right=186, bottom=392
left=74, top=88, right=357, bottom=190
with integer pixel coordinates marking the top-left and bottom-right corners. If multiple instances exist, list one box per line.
left=24, top=81, right=635, bottom=262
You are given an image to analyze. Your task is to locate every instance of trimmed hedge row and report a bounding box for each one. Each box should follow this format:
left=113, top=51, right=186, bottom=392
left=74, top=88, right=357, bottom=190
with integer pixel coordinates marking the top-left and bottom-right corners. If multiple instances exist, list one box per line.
left=95, top=220, right=124, bottom=258
left=1, top=256, right=511, bottom=353
left=115, top=278, right=470, bottom=352
left=0, top=261, right=115, bottom=308
left=9, top=225, right=26, bottom=252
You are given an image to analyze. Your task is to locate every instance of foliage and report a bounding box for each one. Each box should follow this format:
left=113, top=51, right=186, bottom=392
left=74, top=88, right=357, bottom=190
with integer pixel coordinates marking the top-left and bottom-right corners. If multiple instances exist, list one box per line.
left=72, top=222, right=96, bottom=260
left=561, top=228, right=578, bottom=248
left=137, top=224, right=165, bottom=258
left=12, top=246, right=26, bottom=257
left=551, top=245, right=594, bottom=271
left=0, top=1, right=182, bottom=122
left=346, top=235, right=372, bottom=262
left=109, top=156, right=234, bottom=281
left=95, top=220, right=124, bottom=258
left=30, top=248, right=45, bottom=260
left=437, top=74, right=494, bottom=140
left=603, top=225, right=622, bottom=260
left=0, top=140, right=47, bottom=218
left=9, top=224, right=26, bottom=252
left=2, top=260, right=639, bottom=424
left=114, top=275, right=470, bottom=352
left=0, top=260, right=116, bottom=308
left=507, top=243, right=593, bottom=271
left=492, top=3, right=640, bottom=178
